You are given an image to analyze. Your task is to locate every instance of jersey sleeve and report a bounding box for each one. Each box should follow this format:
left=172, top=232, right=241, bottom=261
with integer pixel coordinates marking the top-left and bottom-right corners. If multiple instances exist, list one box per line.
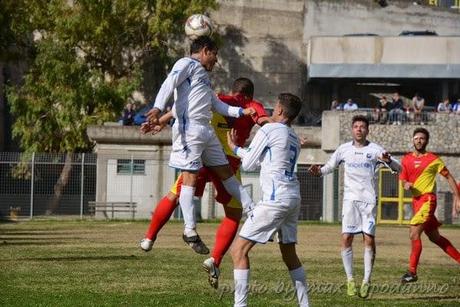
left=212, top=95, right=242, bottom=118
left=376, top=145, right=401, bottom=173
left=154, top=59, right=193, bottom=112
left=399, top=156, right=409, bottom=181
left=235, top=127, right=269, bottom=171
left=320, top=147, right=342, bottom=175
left=249, top=101, right=269, bottom=124
left=435, top=157, right=450, bottom=178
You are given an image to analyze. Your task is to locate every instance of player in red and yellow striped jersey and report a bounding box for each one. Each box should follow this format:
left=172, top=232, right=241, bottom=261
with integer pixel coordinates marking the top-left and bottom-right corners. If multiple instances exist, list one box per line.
left=140, top=78, right=270, bottom=288
left=399, top=128, right=460, bottom=283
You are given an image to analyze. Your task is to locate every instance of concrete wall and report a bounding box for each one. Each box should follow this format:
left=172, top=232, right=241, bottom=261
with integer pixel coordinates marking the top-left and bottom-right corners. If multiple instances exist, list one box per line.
left=209, top=0, right=460, bottom=110
left=308, top=36, right=460, bottom=64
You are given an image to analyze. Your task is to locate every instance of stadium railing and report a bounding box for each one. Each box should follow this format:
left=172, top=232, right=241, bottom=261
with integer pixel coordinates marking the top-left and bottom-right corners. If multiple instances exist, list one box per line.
left=354, top=107, right=437, bottom=125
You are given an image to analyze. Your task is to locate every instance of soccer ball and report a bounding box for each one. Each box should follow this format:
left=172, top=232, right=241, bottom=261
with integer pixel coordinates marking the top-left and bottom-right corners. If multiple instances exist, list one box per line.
left=184, top=14, right=213, bottom=39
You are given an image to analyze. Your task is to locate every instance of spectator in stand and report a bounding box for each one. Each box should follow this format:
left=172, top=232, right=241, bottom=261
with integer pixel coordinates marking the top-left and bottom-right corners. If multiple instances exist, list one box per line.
left=373, top=95, right=391, bottom=124
left=452, top=98, right=460, bottom=115
left=437, top=98, right=452, bottom=113
left=331, top=99, right=341, bottom=111
left=121, top=102, right=136, bottom=125
left=389, top=92, right=405, bottom=125
left=412, top=93, right=425, bottom=124
left=343, top=98, right=358, bottom=111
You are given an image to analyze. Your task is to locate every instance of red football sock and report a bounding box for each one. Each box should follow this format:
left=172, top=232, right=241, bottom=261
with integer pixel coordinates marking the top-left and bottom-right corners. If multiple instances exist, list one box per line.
left=145, top=196, right=178, bottom=240
left=434, top=236, right=460, bottom=263
left=409, top=239, right=422, bottom=274
left=211, top=216, right=240, bottom=267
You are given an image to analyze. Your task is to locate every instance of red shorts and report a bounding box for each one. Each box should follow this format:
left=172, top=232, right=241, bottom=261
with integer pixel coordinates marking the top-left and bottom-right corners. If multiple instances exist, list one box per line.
left=410, top=193, right=441, bottom=231
left=170, top=156, right=242, bottom=208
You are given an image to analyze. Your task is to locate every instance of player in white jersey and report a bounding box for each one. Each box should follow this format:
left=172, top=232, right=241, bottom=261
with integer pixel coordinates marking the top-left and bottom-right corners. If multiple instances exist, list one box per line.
left=228, top=93, right=309, bottom=307
left=309, top=115, right=400, bottom=298
left=144, top=36, right=256, bottom=247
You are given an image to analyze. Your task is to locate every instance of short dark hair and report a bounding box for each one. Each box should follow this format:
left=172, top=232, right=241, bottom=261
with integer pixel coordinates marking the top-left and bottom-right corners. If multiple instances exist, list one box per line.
left=352, top=115, right=369, bottom=128
left=413, top=127, right=429, bottom=141
left=232, top=78, right=254, bottom=99
left=278, top=93, right=302, bottom=121
left=190, top=36, right=218, bottom=54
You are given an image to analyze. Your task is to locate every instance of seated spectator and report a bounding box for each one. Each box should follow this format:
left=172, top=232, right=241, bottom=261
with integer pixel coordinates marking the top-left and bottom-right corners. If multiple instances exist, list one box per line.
left=389, top=92, right=405, bottom=125
left=412, top=92, right=425, bottom=124
left=452, top=98, right=460, bottom=115
left=373, top=96, right=391, bottom=124
left=437, top=98, right=452, bottom=113
left=121, top=102, right=136, bottom=125
left=343, top=98, right=358, bottom=111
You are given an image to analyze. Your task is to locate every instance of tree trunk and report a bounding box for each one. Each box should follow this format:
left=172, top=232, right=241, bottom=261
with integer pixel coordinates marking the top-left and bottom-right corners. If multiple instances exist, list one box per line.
left=45, top=153, right=73, bottom=215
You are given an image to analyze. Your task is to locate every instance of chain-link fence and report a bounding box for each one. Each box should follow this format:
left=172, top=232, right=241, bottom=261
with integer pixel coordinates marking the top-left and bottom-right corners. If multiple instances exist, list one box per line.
left=0, top=153, right=96, bottom=219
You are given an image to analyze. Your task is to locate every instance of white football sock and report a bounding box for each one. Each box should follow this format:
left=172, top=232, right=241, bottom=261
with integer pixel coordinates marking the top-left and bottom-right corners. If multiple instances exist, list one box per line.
left=341, top=247, right=353, bottom=281
left=179, top=185, right=196, bottom=234
left=363, top=247, right=375, bottom=283
left=234, top=269, right=250, bottom=307
left=289, top=266, right=309, bottom=307
left=222, top=176, right=254, bottom=211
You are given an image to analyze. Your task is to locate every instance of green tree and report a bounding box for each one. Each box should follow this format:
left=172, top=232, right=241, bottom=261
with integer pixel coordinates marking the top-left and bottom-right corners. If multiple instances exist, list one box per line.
left=6, top=0, right=217, bottom=214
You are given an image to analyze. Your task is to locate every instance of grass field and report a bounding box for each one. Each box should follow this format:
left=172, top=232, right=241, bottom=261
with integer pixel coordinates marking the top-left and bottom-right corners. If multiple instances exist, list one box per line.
left=1, top=220, right=460, bottom=306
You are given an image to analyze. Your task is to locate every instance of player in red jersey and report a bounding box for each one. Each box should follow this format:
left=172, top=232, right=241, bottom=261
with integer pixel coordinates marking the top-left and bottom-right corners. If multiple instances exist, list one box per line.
left=399, top=128, right=460, bottom=283
left=140, top=78, right=270, bottom=288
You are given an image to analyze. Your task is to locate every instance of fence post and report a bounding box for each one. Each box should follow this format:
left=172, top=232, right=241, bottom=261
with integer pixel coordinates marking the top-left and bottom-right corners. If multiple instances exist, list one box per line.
left=80, top=153, right=85, bottom=219
left=30, top=152, right=35, bottom=219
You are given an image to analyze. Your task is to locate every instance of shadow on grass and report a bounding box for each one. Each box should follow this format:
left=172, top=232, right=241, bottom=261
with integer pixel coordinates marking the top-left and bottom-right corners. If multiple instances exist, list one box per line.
left=13, top=254, right=138, bottom=262
left=0, top=241, right=72, bottom=246
left=0, top=230, right=79, bottom=235
left=0, top=236, right=83, bottom=241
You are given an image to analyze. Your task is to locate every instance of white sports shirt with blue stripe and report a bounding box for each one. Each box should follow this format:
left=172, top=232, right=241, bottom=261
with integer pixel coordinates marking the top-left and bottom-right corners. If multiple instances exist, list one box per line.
left=153, top=57, right=242, bottom=127
left=235, top=122, right=301, bottom=201
left=320, top=141, right=388, bottom=204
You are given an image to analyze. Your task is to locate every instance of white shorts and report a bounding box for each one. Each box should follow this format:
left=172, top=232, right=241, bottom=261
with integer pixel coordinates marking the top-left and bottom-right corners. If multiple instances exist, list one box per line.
left=239, top=198, right=300, bottom=244
left=341, top=199, right=376, bottom=236
left=169, top=124, right=229, bottom=171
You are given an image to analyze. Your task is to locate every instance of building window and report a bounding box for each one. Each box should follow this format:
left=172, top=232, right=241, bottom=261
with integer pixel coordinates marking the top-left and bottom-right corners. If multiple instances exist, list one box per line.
left=117, top=159, right=145, bottom=175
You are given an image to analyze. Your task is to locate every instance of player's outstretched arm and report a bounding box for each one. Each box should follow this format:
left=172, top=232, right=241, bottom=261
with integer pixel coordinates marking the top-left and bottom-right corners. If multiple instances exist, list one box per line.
left=379, top=152, right=401, bottom=173
left=212, top=95, right=255, bottom=118
left=318, top=148, right=341, bottom=176
left=228, top=128, right=267, bottom=171
left=141, top=111, right=174, bottom=135
left=445, top=173, right=460, bottom=213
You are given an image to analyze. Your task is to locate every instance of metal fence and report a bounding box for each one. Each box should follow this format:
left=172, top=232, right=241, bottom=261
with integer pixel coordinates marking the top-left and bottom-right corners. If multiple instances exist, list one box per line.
left=3, top=152, right=454, bottom=224
left=0, top=153, right=327, bottom=221
left=0, top=152, right=96, bottom=219
left=351, top=108, right=438, bottom=125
